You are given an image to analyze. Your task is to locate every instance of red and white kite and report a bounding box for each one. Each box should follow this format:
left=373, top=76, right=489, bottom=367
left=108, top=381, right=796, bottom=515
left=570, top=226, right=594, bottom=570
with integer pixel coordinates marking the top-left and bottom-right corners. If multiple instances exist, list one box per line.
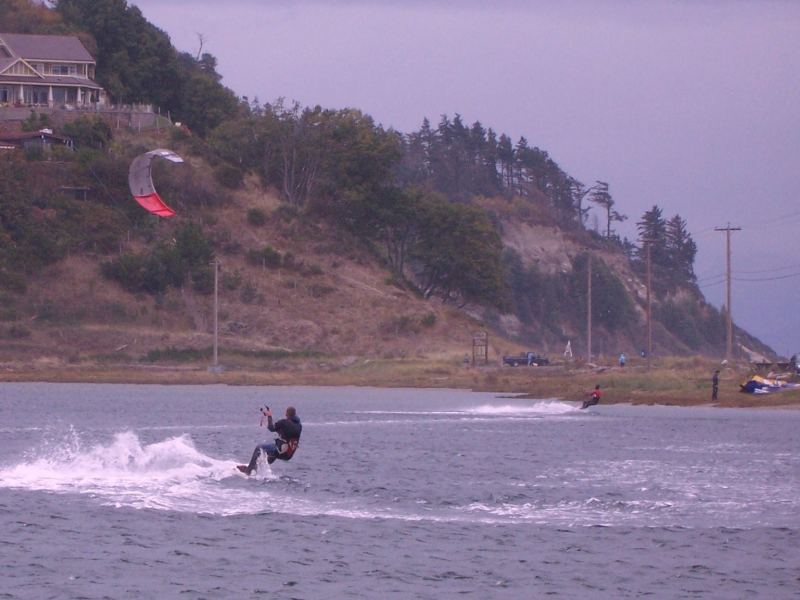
left=128, top=148, right=183, bottom=217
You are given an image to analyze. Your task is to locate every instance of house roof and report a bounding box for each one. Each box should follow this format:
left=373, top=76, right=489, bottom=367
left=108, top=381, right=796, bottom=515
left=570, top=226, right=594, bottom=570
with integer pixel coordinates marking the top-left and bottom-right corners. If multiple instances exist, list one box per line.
left=0, top=74, right=103, bottom=89
left=0, top=33, right=95, bottom=63
left=0, top=130, right=72, bottom=143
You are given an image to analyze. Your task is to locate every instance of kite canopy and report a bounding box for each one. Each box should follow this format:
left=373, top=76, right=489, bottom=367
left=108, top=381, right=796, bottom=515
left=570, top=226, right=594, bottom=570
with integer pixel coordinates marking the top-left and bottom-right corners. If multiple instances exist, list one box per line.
left=128, top=148, right=184, bottom=217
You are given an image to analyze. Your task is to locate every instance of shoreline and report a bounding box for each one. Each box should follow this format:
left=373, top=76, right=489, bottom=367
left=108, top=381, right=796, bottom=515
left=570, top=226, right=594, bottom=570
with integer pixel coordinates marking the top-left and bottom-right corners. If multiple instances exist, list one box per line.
left=2, top=359, right=799, bottom=409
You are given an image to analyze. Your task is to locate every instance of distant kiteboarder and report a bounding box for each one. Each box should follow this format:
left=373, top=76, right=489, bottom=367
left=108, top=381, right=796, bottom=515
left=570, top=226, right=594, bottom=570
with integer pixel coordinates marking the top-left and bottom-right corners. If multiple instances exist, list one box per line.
left=237, top=406, right=302, bottom=475
left=581, top=385, right=601, bottom=409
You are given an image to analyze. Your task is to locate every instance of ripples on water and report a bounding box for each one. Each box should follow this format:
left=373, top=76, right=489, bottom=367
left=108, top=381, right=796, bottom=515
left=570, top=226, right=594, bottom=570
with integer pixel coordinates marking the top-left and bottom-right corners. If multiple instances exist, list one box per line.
left=0, top=383, right=798, bottom=599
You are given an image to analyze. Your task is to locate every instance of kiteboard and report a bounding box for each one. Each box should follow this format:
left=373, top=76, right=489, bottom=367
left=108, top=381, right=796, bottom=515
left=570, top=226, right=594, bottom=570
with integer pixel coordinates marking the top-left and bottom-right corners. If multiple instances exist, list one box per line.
left=236, top=465, right=250, bottom=475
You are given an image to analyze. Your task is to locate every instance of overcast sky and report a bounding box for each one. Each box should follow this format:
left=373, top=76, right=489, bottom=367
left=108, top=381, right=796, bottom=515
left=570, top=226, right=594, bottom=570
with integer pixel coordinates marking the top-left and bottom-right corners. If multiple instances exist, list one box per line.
left=132, top=0, right=800, bottom=356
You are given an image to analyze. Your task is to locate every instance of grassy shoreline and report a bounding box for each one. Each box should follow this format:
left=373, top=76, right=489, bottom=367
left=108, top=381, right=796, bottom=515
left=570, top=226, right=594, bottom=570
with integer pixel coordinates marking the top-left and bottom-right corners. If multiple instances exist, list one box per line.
left=2, top=356, right=799, bottom=409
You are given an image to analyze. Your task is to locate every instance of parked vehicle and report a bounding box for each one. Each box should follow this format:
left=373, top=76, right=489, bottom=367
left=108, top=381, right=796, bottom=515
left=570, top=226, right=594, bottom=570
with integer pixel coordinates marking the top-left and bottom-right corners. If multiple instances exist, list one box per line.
left=503, top=352, right=549, bottom=367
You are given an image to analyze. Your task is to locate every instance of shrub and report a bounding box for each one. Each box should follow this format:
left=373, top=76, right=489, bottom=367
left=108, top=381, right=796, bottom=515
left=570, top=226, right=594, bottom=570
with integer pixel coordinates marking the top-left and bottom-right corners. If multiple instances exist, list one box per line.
left=0, top=307, right=18, bottom=321
left=191, top=266, right=214, bottom=294
left=145, top=346, right=211, bottom=362
left=222, top=270, right=242, bottom=291
left=246, top=208, right=267, bottom=227
left=61, top=116, right=113, bottom=150
left=309, top=284, right=335, bottom=298
left=246, top=245, right=282, bottom=268
left=4, top=324, right=31, bottom=339
left=303, top=263, right=324, bottom=276
left=240, top=281, right=257, bottom=304
left=214, top=163, right=244, bottom=189
left=24, top=146, right=44, bottom=161
left=421, top=312, right=437, bottom=327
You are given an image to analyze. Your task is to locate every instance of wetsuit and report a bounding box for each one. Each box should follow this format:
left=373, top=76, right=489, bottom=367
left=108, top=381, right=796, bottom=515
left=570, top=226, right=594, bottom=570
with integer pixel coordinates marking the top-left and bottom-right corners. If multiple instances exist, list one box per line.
left=242, top=414, right=302, bottom=474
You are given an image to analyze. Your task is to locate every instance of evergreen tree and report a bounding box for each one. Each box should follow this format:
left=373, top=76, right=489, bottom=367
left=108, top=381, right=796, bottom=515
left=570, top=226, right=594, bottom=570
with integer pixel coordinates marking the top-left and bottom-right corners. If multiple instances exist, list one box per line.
left=665, top=214, right=697, bottom=281
left=589, top=181, right=627, bottom=239
left=636, top=205, right=669, bottom=266
left=496, top=134, right=514, bottom=191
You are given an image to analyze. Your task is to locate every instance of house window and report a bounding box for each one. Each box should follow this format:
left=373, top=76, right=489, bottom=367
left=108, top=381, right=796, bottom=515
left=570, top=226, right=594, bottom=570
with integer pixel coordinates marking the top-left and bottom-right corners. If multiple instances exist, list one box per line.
left=31, top=87, right=48, bottom=105
left=0, top=88, right=9, bottom=103
left=52, top=64, right=77, bottom=76
left=52, top=87, right=67, bottom=104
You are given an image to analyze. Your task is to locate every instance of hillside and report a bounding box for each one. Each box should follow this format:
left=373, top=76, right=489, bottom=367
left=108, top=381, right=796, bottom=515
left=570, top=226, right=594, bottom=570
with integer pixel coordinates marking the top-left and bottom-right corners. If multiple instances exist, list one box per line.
left=0, top=133, right=502, bottom=369
left=0, top=126, right=776, bottom=373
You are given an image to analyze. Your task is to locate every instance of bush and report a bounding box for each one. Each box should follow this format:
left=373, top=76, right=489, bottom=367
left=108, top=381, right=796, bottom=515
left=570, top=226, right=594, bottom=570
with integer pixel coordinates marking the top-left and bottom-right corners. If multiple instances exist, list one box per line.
left=246, top=245, right=282, bottom=268
left=24, top=146, right=44, bottom=161
left=247, top=208, right=267, bottom=227
left=303, top=263, right=324, bottom=276
left=214, top=163, right=244, bottom=189
left=0, top=307, right=18, bottom=321
left=421, top=312, right=437, bottom=327
left=222, top=270, right=242, bottom=291
left=191, top=266, right=214, bottom=294
left=5, top=324, right=31, bottom=339
left=145, top=346, right=211, bottom=362
left=309, top=284, right=335, bottom=298
left=61, top=116, right=113, bottom=150
left=240, top=281, right=257, bottom=304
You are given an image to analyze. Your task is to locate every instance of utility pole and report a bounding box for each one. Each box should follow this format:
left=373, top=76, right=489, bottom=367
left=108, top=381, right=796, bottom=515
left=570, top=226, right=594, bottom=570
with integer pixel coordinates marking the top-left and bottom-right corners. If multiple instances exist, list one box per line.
left=640, top=239, right=655, bottom=369
left=209, top=257, right=222, bottom=373
left=715, top=224, right=741, bottom=360
left=586, top=254, right=592, bottom=363
left=646, top=242, right=652, bottom=368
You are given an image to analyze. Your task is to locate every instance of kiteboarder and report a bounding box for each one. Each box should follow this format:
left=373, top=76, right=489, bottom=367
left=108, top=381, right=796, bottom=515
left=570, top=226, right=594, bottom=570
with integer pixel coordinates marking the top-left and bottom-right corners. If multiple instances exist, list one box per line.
left=237, top=406, right=302, bottom=475
left=581, top=384, right=601, bottom=409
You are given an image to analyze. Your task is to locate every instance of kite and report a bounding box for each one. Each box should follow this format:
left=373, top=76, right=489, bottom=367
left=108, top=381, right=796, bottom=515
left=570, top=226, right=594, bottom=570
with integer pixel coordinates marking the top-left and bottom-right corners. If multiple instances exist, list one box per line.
left=128, top=148, right=184, bottom=217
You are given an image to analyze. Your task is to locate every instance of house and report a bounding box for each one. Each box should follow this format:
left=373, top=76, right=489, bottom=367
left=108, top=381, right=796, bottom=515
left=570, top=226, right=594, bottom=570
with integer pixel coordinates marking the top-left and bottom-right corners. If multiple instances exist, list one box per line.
left=0, top=128, right=74, bottom=153
left=0, top=33, right=106, bottom=108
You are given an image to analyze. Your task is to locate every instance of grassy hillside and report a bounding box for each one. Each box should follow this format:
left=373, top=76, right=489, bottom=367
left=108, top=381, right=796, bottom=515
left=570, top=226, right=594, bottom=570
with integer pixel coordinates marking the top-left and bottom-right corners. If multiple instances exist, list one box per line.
left=0, top=129, right=511, bottom=369
left=0, top=123, right=776, bottom=373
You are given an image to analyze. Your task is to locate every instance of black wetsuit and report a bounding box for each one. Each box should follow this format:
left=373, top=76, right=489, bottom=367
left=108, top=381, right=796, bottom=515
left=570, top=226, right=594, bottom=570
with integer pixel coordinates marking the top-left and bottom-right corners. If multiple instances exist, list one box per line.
left=243, top=414, right=302, bottom=474
left=268, top=414, right=302, bottom=460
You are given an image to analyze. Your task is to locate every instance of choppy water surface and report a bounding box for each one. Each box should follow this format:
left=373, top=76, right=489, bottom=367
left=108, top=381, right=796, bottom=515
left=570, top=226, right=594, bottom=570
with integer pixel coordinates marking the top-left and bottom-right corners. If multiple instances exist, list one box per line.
left=0, top=383, right=798, bottom=599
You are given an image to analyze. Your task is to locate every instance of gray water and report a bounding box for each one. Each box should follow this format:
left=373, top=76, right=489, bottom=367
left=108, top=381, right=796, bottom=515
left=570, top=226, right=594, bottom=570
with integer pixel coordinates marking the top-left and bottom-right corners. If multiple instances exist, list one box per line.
left=0, top=383, right=798, bottom=599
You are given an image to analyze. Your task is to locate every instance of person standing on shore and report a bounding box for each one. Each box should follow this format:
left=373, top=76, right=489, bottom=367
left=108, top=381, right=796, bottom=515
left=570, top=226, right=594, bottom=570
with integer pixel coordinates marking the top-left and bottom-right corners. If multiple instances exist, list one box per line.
left=712, top=370, right=720, bottom=401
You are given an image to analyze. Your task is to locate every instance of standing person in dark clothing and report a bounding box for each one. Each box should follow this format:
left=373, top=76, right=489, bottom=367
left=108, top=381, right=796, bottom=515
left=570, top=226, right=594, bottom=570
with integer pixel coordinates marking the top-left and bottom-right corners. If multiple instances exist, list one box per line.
left=237, top=406, right=302, bottom=475
left=711, top=370, right=720, bottom=401
left=581, top=385, right=601, bottom=409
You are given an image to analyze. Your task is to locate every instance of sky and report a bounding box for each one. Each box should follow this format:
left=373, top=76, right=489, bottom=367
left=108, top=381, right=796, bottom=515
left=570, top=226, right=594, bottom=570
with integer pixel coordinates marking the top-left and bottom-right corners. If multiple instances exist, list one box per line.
left=132, top=0, right=800, bottom=356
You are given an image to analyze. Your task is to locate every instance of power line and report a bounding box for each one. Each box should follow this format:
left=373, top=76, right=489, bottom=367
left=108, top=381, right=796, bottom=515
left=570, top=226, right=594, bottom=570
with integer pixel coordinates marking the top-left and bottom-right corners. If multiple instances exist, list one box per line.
left=698, top=279, right=726, bottom=289
left=734, top=263, right=800, bottom=275
left=733, top=271, right=800, bottom=282
left=696, top=271, right=726, bottom=283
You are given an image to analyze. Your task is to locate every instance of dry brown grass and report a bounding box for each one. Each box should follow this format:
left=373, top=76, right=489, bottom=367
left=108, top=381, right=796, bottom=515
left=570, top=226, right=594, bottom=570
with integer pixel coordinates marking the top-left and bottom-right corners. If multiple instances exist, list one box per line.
left=2, top=356, right=798, bottom=409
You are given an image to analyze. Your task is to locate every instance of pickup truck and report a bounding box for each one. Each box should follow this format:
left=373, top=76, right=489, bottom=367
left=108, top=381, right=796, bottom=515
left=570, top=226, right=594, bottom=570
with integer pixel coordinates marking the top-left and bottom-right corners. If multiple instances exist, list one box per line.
left=503, top=352, right=549, bottom=367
